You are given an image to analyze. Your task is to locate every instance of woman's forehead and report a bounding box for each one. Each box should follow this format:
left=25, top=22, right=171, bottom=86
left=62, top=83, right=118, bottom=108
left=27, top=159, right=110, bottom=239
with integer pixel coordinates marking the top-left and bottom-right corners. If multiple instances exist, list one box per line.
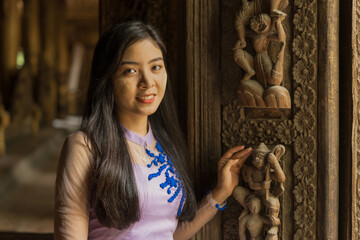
left=122, top=39, right=162, bottom=61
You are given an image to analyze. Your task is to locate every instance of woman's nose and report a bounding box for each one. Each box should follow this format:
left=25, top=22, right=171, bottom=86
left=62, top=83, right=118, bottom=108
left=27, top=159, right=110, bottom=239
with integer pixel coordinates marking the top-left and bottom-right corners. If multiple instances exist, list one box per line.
left=139, top=71, right=155, bottom=88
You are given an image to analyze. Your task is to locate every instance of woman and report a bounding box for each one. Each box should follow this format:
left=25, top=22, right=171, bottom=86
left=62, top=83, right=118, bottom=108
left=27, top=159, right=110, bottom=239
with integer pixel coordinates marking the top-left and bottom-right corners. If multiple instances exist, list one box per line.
left=54, top=21, right=252, bottom=240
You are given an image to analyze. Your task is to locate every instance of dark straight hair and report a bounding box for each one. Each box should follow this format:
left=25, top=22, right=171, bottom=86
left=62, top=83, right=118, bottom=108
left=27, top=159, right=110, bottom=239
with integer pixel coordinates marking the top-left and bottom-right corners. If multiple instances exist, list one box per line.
left=81, top=21, right=196, bottom=229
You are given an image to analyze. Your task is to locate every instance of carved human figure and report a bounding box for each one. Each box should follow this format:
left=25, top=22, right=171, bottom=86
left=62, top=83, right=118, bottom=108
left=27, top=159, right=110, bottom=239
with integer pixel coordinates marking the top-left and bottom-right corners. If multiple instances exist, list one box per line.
left=239, top=195, right=264, bottom=240
left=233, top=143, right=285, bottom=239
left=234, top=1, right=291, bottom=108
left=235, top=12, right=286, bottom=86
left=235, top=0, right=289, bottom=51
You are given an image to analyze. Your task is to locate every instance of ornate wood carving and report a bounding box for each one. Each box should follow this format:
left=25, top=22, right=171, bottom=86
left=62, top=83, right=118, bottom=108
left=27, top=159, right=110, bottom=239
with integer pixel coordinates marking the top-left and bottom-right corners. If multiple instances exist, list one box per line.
left=233, top=0, right=291, bottom=109
left=221, top=0, right=318, bottom=239
left=353, top=0, right=360, bottom=238
left=233, top=143, right=286, bottom=239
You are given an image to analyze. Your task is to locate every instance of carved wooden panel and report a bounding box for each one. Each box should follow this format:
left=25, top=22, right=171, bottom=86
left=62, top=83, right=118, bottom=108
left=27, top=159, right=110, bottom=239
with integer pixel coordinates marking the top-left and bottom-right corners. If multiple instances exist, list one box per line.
left=353, top=1, right=360, bottom=238
left=221, top=1, right=319, bottom=239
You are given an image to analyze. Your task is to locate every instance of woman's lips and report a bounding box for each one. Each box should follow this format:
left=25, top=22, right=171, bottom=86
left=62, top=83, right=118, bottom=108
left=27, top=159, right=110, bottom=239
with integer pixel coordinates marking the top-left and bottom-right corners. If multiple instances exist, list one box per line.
left=136, top=94, right=156, bottom=103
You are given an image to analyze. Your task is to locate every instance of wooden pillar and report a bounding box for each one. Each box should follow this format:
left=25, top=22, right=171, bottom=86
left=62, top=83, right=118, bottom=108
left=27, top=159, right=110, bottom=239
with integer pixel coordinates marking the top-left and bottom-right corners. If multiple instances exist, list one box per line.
left=347, top=0, right=360, bottom=239
left=22, top=0, right=42, bottom=134
left=339, top=0, right=352, bottom=238
left=1, top=0, right=22, bottom=109
left=57, top=0, right=69, bottom=117
left=186, top=0, right=222, bottom=239
left=23, top=0, right=41, bottom=77
left=317, top=0, right=340, bottom=239
left=38, top=0, right=58, bottom=123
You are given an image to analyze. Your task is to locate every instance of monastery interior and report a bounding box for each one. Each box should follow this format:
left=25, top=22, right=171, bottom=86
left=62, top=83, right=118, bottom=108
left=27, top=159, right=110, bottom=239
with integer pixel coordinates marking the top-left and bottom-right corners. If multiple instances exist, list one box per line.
left=0, top=0, right=358, bottom=239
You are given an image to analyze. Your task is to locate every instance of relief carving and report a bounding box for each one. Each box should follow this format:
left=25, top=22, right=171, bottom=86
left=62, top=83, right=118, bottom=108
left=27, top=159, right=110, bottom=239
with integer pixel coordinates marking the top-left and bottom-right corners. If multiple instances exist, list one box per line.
left=234, top=0, right=290, bottom=108
left=233, top=143, right=285, bottom=239
left=292, top=0, right=317, bottom=238
left=222, top=0, right=317, bottom=238
left=355, top=1, right=360, bottom=238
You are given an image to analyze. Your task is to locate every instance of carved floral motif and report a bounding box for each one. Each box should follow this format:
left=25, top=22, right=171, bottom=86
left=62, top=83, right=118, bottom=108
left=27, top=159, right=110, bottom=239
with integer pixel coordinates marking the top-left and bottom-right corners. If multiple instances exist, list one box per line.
left=257, top=121, right=277, bottom=144
left=293, top=182, right=315, bottom=203
left=293, top=157, right=314, bottom=181
left=294, top=229, right=315, bottom=240
left=293, top=60, right=316, bottom=84
left=293, top=86, right=316, bottom=109
left=293, top=8, right=315, bottom=32
left=292, top=0, right=317, bottom=238
left=293, top=32, right=316, bottom=59
left=239, top=120, right=260, bottom=144
left=294, top=204, right=314, bottom=227
left=294, top=109, right=315, bottom=133
left=276, top=120, right=294, bottom=144
left=294, top=135, right=315, bottom=157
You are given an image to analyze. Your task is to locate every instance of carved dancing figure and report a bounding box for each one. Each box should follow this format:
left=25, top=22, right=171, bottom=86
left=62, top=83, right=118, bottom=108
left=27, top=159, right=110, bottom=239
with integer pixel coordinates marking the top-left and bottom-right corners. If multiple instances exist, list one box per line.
left=233, top=143, right=285, bottom=239
left=234, top=0, right=291, bottom=108
left=235, top=0, right=289, bottom=51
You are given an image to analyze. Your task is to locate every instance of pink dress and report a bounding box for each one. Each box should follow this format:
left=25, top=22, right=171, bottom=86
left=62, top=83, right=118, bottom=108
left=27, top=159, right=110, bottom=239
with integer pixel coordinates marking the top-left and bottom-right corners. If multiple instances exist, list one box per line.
left=88, top=125, right=183, bottom=239
left=54, top=125, right=221, bottom=240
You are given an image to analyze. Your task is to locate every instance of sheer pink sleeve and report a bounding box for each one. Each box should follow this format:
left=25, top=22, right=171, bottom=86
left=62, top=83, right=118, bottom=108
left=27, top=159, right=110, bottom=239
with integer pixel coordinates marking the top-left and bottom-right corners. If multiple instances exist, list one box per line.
left=54, top=132, right=94, bottom=240
left=173, top=193, right=222, bottom=240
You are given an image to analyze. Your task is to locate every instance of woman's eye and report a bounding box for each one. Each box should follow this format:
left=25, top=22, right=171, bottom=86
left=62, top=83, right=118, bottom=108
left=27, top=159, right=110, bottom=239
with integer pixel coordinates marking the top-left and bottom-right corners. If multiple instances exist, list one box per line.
left=152, top=65, right=162, bottom=71
left=123, top=68, right=136, bottom=75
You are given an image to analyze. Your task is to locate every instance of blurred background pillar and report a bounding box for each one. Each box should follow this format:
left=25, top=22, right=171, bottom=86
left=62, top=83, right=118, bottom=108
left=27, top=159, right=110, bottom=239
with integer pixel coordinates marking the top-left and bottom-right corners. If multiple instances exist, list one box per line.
left=38, top=0, right=58, bottom=124
left=1, top=0, right=22, bottom=109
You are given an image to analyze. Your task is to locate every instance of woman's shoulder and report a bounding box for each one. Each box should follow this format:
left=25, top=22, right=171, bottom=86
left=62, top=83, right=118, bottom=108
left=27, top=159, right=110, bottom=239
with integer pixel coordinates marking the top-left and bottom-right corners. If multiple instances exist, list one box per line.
left=59, top=131, right=94, bottom=169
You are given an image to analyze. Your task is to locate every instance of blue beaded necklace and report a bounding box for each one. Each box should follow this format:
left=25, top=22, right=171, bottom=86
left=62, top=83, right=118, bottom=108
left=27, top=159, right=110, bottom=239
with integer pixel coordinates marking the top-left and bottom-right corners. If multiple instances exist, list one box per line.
left=145, top=142, right=186, bottom=217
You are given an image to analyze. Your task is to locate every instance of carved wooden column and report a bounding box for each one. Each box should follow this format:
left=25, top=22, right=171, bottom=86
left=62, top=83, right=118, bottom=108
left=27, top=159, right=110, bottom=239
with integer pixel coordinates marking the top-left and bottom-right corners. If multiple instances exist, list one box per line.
left=38, top=0, right=58, bottom=123
left=1, top=0, right=22, bottom=109
left=9, top=0, right=42, bottom=133
left=318, top=1, right=339, bottom=239
left=24, top=0, right=40, bottom=78
left=186, top=0, right=222, bottom=239
left=57, top=0, right=69, bottom=117
left=342, top=0, right=360, bottom=239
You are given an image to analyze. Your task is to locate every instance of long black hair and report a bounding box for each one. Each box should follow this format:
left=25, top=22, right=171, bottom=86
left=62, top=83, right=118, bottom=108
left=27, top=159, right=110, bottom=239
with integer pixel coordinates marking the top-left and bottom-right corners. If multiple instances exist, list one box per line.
left=81, top=21, right=196, bottom=229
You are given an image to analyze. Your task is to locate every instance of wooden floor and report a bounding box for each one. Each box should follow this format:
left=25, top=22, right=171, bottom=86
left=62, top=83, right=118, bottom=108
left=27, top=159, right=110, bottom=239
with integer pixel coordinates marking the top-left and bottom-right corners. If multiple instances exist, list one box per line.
left=0, top=127, right=68, bottom=238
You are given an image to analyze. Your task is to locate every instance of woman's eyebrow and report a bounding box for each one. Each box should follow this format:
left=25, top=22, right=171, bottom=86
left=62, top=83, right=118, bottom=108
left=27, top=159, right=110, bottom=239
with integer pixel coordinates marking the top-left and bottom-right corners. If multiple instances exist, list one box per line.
left=120, top=61, right=139, bottom=66
left=120, top=57, right=163, bottom=66
left=148, top=57, right=163, bottom=63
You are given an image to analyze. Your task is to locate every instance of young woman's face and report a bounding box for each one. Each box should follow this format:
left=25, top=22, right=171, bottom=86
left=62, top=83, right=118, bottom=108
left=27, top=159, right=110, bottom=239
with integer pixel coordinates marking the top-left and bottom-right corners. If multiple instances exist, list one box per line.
left=112, top=39, right=167, bottom=120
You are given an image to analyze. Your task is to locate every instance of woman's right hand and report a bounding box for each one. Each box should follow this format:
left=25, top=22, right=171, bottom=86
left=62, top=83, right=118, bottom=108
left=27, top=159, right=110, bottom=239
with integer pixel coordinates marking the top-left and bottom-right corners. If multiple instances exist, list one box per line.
left=212, top=146, right=252, bottom=204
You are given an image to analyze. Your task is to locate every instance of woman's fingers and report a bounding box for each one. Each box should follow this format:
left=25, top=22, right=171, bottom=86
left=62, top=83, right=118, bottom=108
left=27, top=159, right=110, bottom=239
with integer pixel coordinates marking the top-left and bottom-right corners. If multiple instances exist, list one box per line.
left=231, top=147, right=252, bottom=160
left=223, top=158, right=241, bottom=172
left=218, top=146, right=252, bottom=170
left=222, top=145, right=245, bottom=159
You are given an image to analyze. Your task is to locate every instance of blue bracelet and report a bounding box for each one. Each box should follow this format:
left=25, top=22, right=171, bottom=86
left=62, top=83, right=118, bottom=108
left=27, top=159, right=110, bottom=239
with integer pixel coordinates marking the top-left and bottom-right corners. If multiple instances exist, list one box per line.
left=215, top=202, right=227, bottom=211
left=207, top=190, right=227, bottom=211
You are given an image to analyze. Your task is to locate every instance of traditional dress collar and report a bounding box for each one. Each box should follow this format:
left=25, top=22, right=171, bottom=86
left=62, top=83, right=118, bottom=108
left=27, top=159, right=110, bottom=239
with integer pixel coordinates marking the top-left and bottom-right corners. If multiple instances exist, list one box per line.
left=120, top=123, right=155, bottom=147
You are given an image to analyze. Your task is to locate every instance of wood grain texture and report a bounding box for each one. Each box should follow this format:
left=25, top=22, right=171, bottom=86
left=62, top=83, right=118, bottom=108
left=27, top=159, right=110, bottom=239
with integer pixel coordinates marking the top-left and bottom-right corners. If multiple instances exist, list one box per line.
left=186, top=0, right=222, bottom=239
left=317, top=0, right=340, bottom=239
left=339, top=0, right=352, bottom=239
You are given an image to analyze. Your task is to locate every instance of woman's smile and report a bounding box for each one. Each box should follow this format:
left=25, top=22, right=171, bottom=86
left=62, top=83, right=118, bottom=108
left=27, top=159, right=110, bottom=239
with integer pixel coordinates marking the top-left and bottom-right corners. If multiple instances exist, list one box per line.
left=136, top=94, right=156, bottom=103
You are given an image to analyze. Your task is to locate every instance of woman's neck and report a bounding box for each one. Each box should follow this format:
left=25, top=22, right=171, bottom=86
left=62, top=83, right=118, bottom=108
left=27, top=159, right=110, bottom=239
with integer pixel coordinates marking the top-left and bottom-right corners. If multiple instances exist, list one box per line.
left=119, top=115, right=149, bottom=136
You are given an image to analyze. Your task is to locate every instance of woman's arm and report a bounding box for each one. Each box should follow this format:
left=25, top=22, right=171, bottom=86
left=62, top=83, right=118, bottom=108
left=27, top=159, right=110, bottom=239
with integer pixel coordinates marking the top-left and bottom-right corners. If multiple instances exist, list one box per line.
left=173, top=146, right=252, bottom=240
left=54, top=132, right=94, bottom=240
